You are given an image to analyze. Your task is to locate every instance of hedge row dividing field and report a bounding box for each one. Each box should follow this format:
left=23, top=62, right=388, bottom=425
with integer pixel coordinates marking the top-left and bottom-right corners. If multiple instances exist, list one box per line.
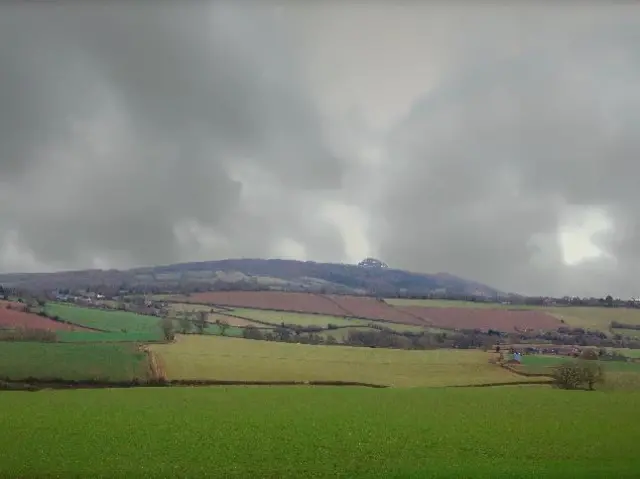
left=0, top=342, right=150, bottom=382
left=1, top=387, right=639, bottom=477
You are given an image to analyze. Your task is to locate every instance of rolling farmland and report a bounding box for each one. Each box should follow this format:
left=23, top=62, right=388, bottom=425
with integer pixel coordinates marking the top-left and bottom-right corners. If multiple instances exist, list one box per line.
left=164, top=291, right=567, bottom=332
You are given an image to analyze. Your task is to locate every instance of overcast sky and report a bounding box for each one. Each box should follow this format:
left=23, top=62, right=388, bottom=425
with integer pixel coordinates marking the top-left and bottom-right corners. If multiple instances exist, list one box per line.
left=1, top=2, right=639, bottom=298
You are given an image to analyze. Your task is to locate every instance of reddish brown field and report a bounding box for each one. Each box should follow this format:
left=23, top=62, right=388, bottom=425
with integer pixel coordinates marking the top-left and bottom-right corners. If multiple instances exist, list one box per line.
left=183, top=292, right=350, bottom=317
left=325, top=295, right=429, bottom=326
left=397, top=306, right=563, bottom=332
left=0, top=301, right=93, bottom=332
left=183, top=292, right=429, bottom=325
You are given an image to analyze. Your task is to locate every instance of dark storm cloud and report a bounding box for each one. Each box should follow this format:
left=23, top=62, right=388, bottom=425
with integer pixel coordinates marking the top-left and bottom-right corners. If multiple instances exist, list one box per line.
left=373, top=18, right=640, bottom=297
left=0, top=2, right=346, bottom=271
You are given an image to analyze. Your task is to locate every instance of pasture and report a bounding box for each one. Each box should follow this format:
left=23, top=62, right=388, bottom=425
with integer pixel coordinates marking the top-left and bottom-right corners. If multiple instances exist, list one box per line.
left=45, top=303, right=164, bottom=340
left=518, top=355, right=640, bottom=389
left=1, top=387, right=639, bottom=477
left=0, top=342, right=149, bottom=382
left=150, top=335, right=546, bottom=387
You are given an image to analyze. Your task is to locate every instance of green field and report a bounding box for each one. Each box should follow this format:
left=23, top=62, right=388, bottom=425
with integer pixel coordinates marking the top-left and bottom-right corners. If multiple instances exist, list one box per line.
left=1, top=387, right=639, bottom=477
left=518, top=355, right=640, bottom=390
left=150, top=335, right=545, bottom=387
left=0, top=342, right=149, bottom=382
left=45, top=303, right=164, bottom=338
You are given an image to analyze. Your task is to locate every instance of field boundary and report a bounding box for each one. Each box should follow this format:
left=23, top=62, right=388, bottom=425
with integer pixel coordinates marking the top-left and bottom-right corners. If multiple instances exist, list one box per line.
left=0, top=378, right=389, bottom=391
left=449, top=379, right=554, bottom=388
left=500, top=363, right=554, bottom=378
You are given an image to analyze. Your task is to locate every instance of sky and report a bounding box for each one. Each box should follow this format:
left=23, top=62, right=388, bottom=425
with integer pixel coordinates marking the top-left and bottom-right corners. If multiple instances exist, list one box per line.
left=1, top=2, right=639, bottom=298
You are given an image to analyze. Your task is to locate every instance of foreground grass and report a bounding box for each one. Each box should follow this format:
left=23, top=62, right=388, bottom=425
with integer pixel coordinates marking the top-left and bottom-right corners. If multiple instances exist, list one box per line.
left=0, top=342, right=149, bottom=382
left=0, top=387, right=639, bottom=478
left=150, top=335, right=545, bottom=387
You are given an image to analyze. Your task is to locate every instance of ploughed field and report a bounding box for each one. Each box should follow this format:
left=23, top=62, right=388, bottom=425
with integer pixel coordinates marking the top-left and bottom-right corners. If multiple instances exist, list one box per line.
left=1, top=387, right=639, bottom=478
left=166, top=291, right=562, bottom=332
left=398, top=306, right=563, bottom=332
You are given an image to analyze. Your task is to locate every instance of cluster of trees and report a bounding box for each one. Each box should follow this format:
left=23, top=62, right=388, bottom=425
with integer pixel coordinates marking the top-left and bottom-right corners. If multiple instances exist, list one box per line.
left=239, top=325, right=501, bottom=351
left=158, top=313, right=230, bottom=341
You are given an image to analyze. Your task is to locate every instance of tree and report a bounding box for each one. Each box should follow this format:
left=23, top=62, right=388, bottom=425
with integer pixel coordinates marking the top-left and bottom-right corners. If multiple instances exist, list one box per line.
left=218, top=319, right=229, bottom=336
left=605, top=295, right=614, bottom=307
left=552, top=360, right=605, bottom=390
left=159, top=318, right=175, bottom=341
left=179, top=317, right=193, bottom=334
left=194, top=311, right=208, bottom=334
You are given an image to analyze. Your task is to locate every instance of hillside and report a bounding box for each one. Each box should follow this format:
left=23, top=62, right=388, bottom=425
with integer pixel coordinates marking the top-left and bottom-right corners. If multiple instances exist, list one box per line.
left=0, top=258, right=505, bottom=297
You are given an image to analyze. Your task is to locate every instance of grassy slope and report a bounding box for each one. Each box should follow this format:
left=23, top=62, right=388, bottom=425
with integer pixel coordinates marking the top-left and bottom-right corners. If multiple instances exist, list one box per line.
left=0, top=342, right=149, bottom=382
left=1, top=387, right=639, bottom=478
left=150, top=335, right=545, bottom=387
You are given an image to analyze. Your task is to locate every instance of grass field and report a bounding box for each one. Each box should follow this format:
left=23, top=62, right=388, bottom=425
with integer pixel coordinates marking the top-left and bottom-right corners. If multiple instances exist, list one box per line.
left=518, top=355, right=640, bottom=390
left=45, top=303, right=164, bottom=338
left=1, top=387, right=639, bottom=477
left=0, top=342, right=149, bottom=382
left=150, top=335, right=546, bottom=387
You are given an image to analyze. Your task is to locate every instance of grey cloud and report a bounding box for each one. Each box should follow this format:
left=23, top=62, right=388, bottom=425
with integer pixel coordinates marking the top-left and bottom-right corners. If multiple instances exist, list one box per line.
left=0, top=2, right=346, bottom=271
left=372, top=16, right=640, bottom=297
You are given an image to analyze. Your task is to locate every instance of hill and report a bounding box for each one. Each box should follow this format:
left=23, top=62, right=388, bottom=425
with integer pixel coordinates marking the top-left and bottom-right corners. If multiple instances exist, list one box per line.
left=0, top=258, right=505, bottom=298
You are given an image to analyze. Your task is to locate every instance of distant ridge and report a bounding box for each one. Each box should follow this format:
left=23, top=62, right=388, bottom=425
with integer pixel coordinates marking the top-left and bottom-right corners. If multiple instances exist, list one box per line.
left=0, top=258, right=505, bottom=297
